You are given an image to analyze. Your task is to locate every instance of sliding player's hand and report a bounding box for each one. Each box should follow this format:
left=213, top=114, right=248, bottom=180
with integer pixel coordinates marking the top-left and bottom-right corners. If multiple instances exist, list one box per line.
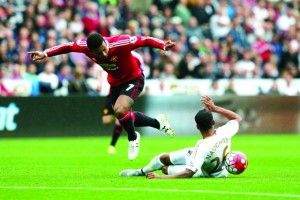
left=146, top=172, right=160, bottom=179
left=201, top=95, right=216, bottom=112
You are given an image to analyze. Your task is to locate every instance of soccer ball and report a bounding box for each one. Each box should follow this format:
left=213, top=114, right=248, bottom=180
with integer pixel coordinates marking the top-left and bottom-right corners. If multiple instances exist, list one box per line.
left=225, top=151, right=248, bottom=175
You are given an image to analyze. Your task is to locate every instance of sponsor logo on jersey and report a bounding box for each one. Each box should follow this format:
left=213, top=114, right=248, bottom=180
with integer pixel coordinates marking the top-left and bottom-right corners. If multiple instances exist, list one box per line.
left=99, top=56, right=119, bottom=70
left=101, top=63, right=118, bottom=70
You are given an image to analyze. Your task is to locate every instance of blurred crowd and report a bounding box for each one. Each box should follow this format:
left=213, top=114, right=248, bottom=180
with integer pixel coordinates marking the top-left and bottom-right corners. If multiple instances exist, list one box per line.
left=0, top=0, right=300, bottom=96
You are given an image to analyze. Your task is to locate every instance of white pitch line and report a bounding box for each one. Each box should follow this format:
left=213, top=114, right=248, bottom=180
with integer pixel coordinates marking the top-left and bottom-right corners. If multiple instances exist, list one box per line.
left=0, top=186, right=299, bottom=199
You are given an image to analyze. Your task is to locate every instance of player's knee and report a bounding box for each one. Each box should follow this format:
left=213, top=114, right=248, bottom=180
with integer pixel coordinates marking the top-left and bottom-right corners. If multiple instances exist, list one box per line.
left=113, top=97, right=133, bottom=118
left=114, top=109, right=125, bottom=119
left=159, top=153, right=171, bottom=165
left=113, top=105, right=130, bottom=118
left=162, top=166, right=169, bottom=175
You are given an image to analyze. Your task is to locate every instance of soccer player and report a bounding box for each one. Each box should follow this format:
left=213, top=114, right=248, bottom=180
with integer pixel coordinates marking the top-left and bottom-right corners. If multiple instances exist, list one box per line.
left=120, top=95, right=242, bottom=178
left=28, top=33, right=176, bottom=160
left=103, top=51, right=168, bottom=154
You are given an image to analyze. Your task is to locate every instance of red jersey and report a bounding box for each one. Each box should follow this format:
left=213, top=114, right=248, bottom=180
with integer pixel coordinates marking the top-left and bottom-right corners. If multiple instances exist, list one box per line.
left=44, top=35, right=165, bottom=86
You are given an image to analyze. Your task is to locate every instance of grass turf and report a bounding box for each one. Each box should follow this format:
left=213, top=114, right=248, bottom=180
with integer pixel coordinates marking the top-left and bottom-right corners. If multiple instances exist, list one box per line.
left=0, top=134, right=299, bottom=200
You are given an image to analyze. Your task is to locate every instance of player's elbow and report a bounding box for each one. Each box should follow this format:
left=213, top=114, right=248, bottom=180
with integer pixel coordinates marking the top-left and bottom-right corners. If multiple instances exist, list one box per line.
left=235, top=115, right=242, bottom=125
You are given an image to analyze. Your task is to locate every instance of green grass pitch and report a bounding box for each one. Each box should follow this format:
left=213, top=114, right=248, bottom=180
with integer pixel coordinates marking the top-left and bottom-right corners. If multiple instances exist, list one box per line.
left=0, top=134, right=299, bottom=200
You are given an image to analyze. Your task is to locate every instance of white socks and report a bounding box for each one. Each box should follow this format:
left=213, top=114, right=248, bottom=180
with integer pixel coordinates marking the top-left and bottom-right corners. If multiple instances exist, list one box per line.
left=141, top=154, right=164, bottom=173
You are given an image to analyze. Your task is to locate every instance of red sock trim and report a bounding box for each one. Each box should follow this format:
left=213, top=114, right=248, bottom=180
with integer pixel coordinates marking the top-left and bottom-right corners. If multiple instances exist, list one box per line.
left=131, top=112, right=136, bottom=122
left=117, top=111, right=131, bottom=121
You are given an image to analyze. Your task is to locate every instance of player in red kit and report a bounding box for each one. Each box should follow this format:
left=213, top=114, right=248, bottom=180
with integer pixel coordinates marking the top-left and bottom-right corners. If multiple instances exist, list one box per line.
left=104, top=51, right=170, bottom=154
left=28, top=33, right=176, bottom=160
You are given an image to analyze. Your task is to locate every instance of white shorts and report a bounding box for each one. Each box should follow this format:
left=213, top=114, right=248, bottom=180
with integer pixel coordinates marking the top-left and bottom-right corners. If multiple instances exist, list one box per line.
left=168, top=147, right=203, bottom=177
left=168, top=147, right=228, bottom=178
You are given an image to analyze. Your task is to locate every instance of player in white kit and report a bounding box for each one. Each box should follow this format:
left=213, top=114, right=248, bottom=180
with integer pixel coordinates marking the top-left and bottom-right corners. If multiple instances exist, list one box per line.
left=120, top=95, right=242, bottom=178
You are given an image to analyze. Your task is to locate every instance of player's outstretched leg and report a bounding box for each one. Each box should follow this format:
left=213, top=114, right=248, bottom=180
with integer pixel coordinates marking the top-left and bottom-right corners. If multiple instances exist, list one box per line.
left=120, top=153, right=166, bottom=176
left=132, top=112, right=175, bottom=137
left=156, top=114, right=175, bottom=137
left=128, top=131, right=140, bottom=160
left=119, top=169, right=144, bottom=176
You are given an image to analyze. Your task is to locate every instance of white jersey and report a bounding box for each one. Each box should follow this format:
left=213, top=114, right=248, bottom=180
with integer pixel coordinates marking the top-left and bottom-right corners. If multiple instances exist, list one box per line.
left=187, top=120, right=239, bottom=177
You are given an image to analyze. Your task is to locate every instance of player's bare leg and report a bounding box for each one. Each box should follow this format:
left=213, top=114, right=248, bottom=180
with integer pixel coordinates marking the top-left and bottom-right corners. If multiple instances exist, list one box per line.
left=114, top=95, right=140, bottom=160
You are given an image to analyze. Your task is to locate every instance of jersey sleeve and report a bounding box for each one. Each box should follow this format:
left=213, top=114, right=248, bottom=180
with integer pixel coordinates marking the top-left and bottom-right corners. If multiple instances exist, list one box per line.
left=186, top=140, right=206, bottom=173
left=44, top=39, right=88, bottom=57
left=126, top=35, right=165, bottom=51
left=215, top=120, right=239, bottom=138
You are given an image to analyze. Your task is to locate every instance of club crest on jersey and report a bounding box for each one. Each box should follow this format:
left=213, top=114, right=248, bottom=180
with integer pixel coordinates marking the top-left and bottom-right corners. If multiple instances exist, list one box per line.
left=110, top=56, right=118, bottom=62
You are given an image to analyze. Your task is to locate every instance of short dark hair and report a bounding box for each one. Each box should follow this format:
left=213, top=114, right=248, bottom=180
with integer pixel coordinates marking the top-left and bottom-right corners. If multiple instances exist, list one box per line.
left=87, top=32, right=105, bottom=50
left=195, top=108, right=213, bottom=132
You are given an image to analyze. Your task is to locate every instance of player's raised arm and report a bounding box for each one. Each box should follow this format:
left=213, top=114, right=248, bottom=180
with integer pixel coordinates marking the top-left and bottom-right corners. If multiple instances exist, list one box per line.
left=201, top=95, right=242, bottom=124
left=128, top=35, right=176, bottom=51
left=28, top=40, right=85, bottom=62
